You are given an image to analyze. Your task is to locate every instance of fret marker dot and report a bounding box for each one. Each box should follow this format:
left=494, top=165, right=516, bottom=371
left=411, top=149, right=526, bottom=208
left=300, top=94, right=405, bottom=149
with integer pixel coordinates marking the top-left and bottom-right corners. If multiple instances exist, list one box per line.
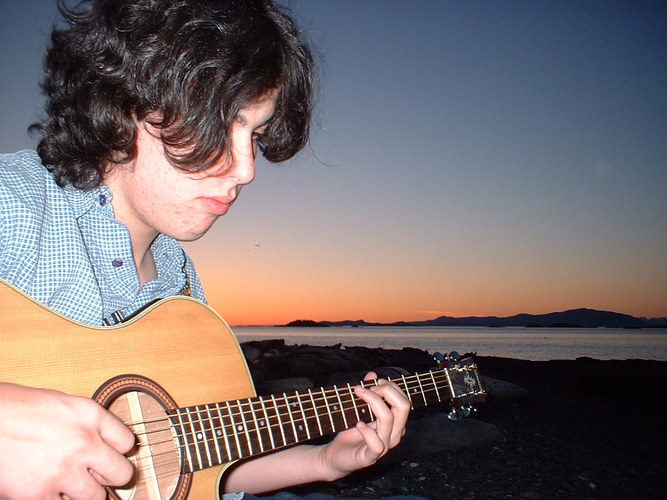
left=197, top=432, right=203, bottom=440
left=298, top=424, right=304, bottom=431
left=333, top=405, right=339, bottom=411
left=361, top=408, right=366, bottom=414
left=260, top=420, right=265, bottom=427
left=237, top=425, right=243, bottom=431
left=217, top=430, right=222, bottom=436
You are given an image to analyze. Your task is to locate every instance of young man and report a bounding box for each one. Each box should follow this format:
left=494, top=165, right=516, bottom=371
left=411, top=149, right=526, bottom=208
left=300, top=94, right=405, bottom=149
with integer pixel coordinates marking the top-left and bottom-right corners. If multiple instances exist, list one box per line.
left=0, top=1, right=411, bottom=499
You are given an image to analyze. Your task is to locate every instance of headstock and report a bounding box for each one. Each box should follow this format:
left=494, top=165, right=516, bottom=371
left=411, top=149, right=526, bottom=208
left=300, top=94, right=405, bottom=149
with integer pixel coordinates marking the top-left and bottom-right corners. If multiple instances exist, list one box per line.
left=433, top=351, right=486, bottom=421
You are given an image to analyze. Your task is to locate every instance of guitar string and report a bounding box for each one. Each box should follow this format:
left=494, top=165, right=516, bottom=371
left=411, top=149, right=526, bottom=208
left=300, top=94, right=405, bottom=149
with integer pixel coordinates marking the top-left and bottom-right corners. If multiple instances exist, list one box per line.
left=126, top=370, right=448, bottom=438
left=120, top=370, right=470, bottom=476
left=125, top=369, right=469, bottom=455
left=124, top=368, right=462, bottom=429
left=117, top=369, right=481, bottom=486
left=128, top=368, right=479, bottom=472
left=122, top=375, right=446, bottom=480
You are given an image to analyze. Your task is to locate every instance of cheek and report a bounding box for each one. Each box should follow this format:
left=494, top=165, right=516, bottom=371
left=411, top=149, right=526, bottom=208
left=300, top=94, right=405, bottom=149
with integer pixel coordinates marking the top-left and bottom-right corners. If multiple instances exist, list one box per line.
left=147, top=168, right=190, bottom=201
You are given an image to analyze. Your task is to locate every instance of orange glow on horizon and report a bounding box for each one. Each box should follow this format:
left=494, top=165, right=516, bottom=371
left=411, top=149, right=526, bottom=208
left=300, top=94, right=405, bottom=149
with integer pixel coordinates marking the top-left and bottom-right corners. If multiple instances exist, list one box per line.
left=202, top=278, right=666, bottom=327
left=186, top=237, right=667, bottom=327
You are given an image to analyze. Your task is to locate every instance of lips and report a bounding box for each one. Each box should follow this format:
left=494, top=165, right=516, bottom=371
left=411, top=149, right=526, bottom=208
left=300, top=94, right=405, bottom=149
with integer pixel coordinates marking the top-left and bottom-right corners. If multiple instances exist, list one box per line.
left=199, top=196, right=235, bottom=215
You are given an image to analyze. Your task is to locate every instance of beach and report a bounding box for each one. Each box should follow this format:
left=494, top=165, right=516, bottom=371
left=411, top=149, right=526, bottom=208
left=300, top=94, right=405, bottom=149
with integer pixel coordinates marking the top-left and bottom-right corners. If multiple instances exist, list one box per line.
left=245, top=342, right=666, bottom=499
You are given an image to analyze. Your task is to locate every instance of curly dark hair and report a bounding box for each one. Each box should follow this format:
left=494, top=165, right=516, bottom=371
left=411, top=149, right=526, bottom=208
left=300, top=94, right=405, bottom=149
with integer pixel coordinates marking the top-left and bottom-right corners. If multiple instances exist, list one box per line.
left=32, top=0, right=316, bottom=189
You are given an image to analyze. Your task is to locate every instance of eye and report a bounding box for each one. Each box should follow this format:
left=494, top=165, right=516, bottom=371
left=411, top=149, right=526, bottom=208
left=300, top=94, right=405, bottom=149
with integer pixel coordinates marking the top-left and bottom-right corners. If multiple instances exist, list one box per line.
left=252, top=130, right=268, bottom=158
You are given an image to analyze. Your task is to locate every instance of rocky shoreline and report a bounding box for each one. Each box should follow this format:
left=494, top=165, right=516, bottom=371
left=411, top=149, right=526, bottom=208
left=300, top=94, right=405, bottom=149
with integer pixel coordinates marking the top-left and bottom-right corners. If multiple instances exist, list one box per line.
left=242, top=340, right=666, bottom=499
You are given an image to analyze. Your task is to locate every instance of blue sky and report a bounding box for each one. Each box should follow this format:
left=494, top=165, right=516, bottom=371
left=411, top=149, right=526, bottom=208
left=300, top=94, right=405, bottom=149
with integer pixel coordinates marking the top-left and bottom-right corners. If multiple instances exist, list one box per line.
left=1, top=1, right=665, bottom=324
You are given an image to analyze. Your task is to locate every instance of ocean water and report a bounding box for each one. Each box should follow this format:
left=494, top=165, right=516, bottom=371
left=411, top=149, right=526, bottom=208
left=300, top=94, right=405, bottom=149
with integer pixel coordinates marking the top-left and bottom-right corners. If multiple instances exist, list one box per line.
left=233, top=325, right=667, bottom=361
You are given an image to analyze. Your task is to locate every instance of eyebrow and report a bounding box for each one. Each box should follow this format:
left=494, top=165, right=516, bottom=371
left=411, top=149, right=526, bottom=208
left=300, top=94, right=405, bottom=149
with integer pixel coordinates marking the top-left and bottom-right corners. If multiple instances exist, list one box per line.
left=236, top=111, right=274, bottom=130
left=235, top=112, right=249, bottom=126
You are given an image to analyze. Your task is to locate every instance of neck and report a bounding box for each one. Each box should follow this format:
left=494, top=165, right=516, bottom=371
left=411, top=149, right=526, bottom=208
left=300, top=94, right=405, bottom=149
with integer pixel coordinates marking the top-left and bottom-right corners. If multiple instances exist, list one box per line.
left=103, top=174, right=159, bottom=287
left=134, top=245, right=158, bottom=287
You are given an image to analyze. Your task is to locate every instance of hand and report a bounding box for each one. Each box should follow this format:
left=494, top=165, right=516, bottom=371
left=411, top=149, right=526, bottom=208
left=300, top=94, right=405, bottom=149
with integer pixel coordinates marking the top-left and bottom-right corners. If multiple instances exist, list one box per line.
left=0, top=383, right=136, bottom=500
left=317, top=372, right=411, bottom=480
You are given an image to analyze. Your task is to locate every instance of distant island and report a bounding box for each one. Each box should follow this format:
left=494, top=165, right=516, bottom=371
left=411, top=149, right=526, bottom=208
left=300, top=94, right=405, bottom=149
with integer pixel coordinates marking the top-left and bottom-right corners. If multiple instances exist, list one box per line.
left=278, top=308, right=667, bottom=329
left=280, top=319, right=330, bottom=328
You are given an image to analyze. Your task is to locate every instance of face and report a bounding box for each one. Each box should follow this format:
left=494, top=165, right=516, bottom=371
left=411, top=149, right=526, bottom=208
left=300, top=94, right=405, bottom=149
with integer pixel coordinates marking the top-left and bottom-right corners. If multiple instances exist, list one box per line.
left=105, top=92, right=277, bottom=245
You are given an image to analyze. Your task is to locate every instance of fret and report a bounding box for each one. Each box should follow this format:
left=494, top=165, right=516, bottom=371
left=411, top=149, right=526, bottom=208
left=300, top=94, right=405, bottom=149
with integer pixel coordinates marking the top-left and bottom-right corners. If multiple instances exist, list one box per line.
left=359, top=399, right=372, bottom=423
left=226, top=401, right=244, bottom=460
left=205, top=403, right=224, bottom=465
left=424, top=371, right=443, bottom=406
left=333, top=385, right=348, bottom=429
left=179, top=409, right=196, bottom=472
left=170, top=411, right=193, bottom=473
left=415, top=374, right=428, bottom=407
left=194, top=405, right=213, bottom=468
left=294, top=391, right=311, bottom=440
left=308, top=389, right=323, bottom=436
left=444, top=366, right=455, bottom=399
left=320, top=387, right=336, bottom=434
left=421, top=372, right=440, bottom=404
left=271, top=394, right=289, bottom=447
left=215, top=402, right=234, bottom=462
left=237, top=400, right=254, bottom=456
left=369, top=380, right=378, bottom=421
left=247, top=398, right=266, bottom=454
left=400, top=374, right=414, bottom=408
left=283, top=393, right=300, bottom=443
left=258, top=396, right=276, bottom=451
left=429, top=370, right=442, bottom=403
left=346, top=383, right=361, bottom=423
left=183, top=408, right=203, bottom=470
left=193, top=407, right=211, bottom=468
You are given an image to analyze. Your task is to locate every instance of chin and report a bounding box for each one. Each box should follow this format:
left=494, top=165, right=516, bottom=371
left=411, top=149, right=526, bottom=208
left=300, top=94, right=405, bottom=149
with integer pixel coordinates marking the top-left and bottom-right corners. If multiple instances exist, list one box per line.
left=175, top=230, right=211, bottom=242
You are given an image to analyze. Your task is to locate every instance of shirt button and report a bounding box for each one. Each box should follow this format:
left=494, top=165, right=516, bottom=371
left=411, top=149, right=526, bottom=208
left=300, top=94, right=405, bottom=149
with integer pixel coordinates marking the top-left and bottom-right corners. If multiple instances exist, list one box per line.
left=99, top=194, right=107, bottom=206
left=112, top=258, right=124, bottom=268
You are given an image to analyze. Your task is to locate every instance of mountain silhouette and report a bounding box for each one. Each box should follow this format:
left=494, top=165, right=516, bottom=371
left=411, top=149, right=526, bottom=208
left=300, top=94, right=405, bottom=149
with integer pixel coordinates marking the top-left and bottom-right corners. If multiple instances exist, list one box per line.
left=309, top=308, right=660, bottom=329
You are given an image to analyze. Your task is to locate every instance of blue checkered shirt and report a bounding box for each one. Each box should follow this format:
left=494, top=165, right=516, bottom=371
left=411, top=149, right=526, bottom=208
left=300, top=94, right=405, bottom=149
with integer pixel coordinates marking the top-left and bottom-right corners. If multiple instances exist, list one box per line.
left=0, top=150, right=205, bottom=325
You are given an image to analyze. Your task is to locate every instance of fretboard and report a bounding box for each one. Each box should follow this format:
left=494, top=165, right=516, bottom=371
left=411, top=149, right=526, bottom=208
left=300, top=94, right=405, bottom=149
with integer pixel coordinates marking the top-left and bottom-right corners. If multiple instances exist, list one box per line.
left=169, top=359, right=483, bottom=473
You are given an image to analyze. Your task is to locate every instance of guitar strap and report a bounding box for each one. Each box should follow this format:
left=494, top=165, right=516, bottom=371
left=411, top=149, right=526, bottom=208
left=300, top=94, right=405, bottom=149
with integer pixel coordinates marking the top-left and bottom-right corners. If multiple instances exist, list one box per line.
left=102, top=250, right=191, bottom=326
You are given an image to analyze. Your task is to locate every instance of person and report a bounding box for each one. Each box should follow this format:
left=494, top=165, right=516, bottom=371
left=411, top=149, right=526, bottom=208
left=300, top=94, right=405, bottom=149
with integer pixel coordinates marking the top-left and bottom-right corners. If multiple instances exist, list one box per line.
left=0, top=1, right=412, bottom=499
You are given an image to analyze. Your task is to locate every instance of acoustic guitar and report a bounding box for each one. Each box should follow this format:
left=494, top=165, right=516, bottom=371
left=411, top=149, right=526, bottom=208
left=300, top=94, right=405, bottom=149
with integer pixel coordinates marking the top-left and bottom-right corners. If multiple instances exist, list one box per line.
left=0, top=279, right=484, bottom=499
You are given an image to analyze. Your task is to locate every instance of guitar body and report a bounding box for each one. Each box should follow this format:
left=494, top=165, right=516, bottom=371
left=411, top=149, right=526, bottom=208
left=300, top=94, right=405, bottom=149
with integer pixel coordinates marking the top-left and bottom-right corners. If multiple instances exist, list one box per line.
left=0, top=280, right=255, bottom=499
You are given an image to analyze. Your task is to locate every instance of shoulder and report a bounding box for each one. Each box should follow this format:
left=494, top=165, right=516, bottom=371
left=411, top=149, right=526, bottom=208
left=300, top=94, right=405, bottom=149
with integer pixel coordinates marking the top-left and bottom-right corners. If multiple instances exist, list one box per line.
left=0, top=150, right=50, bottom=183
left=0, top=150, right=57, bottom=207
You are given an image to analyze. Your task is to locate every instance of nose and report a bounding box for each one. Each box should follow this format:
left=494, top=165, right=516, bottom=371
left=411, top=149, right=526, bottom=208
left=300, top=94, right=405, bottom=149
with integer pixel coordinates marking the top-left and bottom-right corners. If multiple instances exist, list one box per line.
left=231, top=144, right=256, bottom=186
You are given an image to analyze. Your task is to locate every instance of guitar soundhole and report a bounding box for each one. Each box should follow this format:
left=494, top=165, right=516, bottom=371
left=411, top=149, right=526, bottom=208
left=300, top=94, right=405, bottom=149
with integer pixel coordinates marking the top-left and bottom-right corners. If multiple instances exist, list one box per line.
left=93, top=375, right=192, bottom=500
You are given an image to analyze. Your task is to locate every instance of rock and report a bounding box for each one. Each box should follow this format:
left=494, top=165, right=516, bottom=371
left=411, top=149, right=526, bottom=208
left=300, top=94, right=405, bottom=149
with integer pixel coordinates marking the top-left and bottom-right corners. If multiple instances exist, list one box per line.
left=383, top=413, right=502, bottom=464
left=520, top=491, right=542, bottom=499
left=240, top=344, right=263, bottom=363
left=481, top=375, right=530, bottom=401
left=240, top=340, right=435, bottom=386
left=256, top=377, right=314, bottom=395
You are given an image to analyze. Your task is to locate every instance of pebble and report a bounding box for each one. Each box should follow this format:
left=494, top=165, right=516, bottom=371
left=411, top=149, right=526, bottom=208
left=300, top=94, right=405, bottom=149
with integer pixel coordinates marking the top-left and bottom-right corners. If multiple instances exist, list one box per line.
left=520, top=491, right=542, bottom=499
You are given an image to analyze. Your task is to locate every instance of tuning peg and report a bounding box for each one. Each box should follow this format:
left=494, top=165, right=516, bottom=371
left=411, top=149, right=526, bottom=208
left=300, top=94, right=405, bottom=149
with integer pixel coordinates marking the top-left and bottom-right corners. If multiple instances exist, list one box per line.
left=447, top=404, right=475, bottom=422
left=448, top=351, right=460, bottom=362
left=447, top=407, right=465, bottom=422
left=433, top=352, right=445, bottom=364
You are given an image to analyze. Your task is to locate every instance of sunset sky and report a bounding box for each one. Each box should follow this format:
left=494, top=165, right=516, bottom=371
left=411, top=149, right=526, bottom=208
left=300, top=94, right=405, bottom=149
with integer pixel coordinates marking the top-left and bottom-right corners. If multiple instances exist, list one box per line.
left=1, top=0, right=665, bottom=325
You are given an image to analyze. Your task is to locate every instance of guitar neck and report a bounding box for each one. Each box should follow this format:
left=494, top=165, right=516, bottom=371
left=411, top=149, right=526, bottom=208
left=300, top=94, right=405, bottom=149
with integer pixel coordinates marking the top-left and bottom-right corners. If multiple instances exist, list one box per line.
left=171, top=359, right=483, bottom=473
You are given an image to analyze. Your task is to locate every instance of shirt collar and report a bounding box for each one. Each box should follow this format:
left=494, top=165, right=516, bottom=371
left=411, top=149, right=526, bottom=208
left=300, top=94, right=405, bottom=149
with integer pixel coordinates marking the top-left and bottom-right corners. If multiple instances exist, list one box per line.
left=63, top=183, right=115, bottom=219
